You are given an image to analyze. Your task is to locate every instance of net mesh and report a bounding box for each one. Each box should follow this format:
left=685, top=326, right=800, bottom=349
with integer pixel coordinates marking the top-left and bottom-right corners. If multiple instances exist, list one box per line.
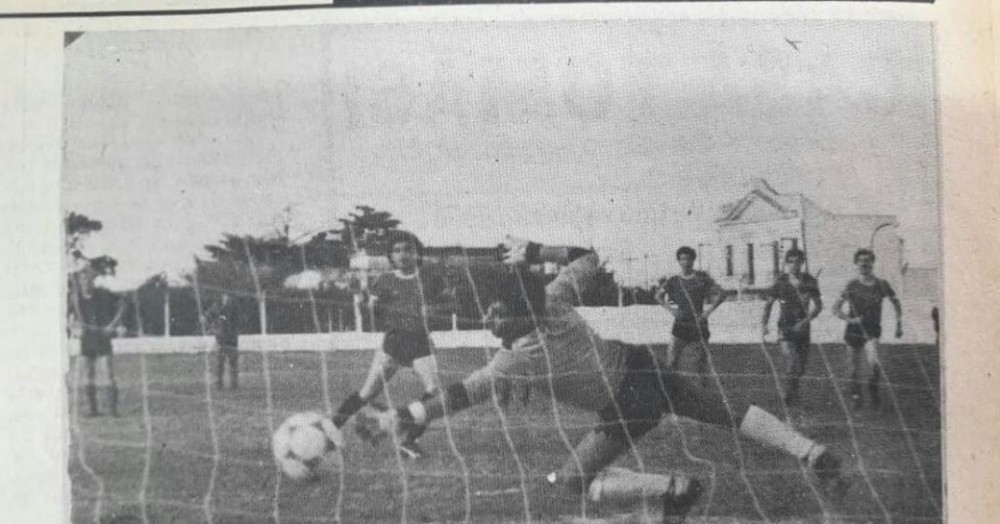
left=67, top=241, right=942, bottom=524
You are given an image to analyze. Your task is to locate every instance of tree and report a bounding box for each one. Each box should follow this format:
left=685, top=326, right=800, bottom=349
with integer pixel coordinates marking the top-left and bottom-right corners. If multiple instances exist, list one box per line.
left=331, top=205, right=402, bottom=253
left=64, top=211, right=118, bottom=276
left=65, top=211, right=103, bottom=254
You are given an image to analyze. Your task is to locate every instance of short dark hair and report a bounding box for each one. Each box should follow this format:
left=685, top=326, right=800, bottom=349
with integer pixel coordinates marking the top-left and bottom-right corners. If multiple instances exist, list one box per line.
left=676, top=246, right=697, bottom=260
left=854, top=248, right=875, bottom=263
left=784, top=248, right=806, bottom=262
left=495, top=266, right=547, bottom=319
left=384, top=230, right=424, bottom=267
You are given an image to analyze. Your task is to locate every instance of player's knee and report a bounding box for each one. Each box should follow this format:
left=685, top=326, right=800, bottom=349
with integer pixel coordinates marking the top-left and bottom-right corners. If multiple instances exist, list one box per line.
left=549, top=467, right=590, bottom=495
left=595, top=415, right=658, bottom=445
left=444, top=383, right=473, bottom=412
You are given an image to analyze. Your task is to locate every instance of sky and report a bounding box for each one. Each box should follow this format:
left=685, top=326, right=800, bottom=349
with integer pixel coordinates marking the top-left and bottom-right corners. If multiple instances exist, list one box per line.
left=62, top=19, right=940, bottom=287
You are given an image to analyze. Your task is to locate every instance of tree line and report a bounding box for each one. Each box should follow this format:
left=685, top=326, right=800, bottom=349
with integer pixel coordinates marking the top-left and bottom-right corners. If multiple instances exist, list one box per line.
left=66, top=206, right=660, bottom=337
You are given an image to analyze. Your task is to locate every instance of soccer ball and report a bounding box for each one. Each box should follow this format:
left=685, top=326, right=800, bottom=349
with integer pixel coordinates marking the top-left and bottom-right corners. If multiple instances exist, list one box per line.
left=272, top=412, right=344, bottom=481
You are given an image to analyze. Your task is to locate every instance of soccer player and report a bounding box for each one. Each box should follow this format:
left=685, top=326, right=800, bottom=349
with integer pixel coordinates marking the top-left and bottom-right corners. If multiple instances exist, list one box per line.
left=832, top=249, right=903, bottom=411
left=68, top=266, right=126, bottom=417
left=331, top=230, right=452, bottom=459
left=205, top=292, right=241, bottom=389
left=761, top=249, right=823, bottom=412
left=655, top=246, right=725, bottom=385
left=358, top=238, right=845, bottom=520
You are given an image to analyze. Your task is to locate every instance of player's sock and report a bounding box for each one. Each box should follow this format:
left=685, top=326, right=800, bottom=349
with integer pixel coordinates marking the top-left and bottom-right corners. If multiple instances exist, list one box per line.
left=85, top=384, right=99, bottom=417
left=850, top=383, right=863, bottom=410
left=332, top=392, right=366, bottom=428
left=738, top=405, right=814, bottom=460
left=869, top=367, right=882, bottom=409
left=784, top=379, right=800, bottom=408
left=215, top=353, right=225, bottom=389
left=107, top=384, right=119, bottom=417
left=587, top=467, right=701, bottom=515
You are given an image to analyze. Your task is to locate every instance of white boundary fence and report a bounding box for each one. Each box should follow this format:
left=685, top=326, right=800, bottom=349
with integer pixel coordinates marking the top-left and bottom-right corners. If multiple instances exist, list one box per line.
left=67, top=302, right=935, bottom=355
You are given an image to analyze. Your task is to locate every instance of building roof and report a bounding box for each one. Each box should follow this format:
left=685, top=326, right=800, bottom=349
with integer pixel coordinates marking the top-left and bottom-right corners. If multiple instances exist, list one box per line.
left=717, top=178, right=829, bottom=224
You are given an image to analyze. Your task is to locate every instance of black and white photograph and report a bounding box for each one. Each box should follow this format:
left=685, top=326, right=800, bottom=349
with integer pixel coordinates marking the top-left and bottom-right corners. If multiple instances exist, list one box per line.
left=58, top=17, right=945, bottom=524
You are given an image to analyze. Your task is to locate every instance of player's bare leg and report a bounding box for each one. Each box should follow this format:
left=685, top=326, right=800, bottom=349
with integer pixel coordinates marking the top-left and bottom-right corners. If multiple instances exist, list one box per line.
left=692, top=341, right=710, bottom=389
left=332, top=351, right=398, bottom=429
left=401, top=354, right=441, bottom=459
left=664, top=336, right=685, bottom=370
left=548, top=430, right=702, bottom=523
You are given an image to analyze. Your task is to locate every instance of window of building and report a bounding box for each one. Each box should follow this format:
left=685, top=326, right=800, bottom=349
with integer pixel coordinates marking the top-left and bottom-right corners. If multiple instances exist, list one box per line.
left=725, top=245, right=734, bottom=277
left=746, top=243, right=755, bottom=285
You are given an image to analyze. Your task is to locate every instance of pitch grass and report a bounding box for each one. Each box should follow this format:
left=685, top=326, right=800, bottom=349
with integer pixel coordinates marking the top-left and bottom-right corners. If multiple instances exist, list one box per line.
left=69, top=343, right=941, bottom=524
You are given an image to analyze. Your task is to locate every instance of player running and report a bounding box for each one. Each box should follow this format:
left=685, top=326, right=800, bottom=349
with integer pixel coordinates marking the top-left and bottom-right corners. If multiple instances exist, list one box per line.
left=655, top=247, right=725, bottom=386
left=831, top=249, right=902, bottom=411
left=331, top=230, right=453, bottom=459
left=761, top=248, right=823, bottom=412
left=69, top=265, right=126, bottom=417
left=358, top=238, right=846, bottom=521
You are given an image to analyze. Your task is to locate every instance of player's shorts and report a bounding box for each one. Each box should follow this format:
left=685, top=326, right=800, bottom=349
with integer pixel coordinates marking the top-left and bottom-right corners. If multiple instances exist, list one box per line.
left=845, top=325, right=881, bottom=347
left=80, top=332, right=113, bottom=358
left=596, top=345, right=666, bottom=442
left=215, top=335, right=239, bottom=353
left=382, top=329, right=432, bottom=367
left=671, top=321, right=710, bottom=343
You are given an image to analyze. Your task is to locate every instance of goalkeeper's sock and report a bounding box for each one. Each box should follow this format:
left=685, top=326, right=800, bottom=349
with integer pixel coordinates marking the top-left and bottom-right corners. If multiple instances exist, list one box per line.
left=587, top=467, right=701, bottom=514
left=738, top=405, right=814, bottom=460
left=332, top=392, right=366, bottom=428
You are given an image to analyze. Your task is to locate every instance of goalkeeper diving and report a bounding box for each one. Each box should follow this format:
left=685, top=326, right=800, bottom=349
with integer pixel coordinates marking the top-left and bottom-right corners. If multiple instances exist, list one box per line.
left=356, top=237, right=847, bottom=520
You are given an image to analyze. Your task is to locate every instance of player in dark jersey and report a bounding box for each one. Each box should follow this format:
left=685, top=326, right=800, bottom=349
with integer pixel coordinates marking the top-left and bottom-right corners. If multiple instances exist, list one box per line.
left=69, top=266, right=126, bottom=417
left=831, top=249, right=903, bottom=410
left=655, top=246, right=725, bottom=385
left=761, top=249, right=823, bottom=412
left=357, top=238, right=846, bottom=521
left=332, top=230, right=453, bottom=459
left=205, top=292, right=241, bottom=389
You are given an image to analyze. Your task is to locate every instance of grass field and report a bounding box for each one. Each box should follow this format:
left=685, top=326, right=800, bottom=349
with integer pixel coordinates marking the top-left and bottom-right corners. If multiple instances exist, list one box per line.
left=69, top=342, right=942, bottom=524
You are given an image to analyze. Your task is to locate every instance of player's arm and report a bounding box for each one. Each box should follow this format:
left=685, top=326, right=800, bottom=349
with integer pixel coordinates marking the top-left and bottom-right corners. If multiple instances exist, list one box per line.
left=656, top=280, right=680, bottom=317
left=105, top=295, right=127, bottom=333
left=885, top=281, right=903, bottom=337
left=831, top=290, right=859, bottom=324
left=761, top=295, right=777, bottom=336
left=701, top=277, right=726, bottom=320
left=654, top=285, right=667, bottom=306
left=426, top=275, right=457, bottom=321
left=806, top=293, right=824, bottom=322
left=501, top=236, right=598, bottom=304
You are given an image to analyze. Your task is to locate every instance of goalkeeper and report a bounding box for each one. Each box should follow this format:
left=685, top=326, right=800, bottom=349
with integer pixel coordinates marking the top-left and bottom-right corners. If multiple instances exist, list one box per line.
left=359, top=237, right=845, bottom=520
